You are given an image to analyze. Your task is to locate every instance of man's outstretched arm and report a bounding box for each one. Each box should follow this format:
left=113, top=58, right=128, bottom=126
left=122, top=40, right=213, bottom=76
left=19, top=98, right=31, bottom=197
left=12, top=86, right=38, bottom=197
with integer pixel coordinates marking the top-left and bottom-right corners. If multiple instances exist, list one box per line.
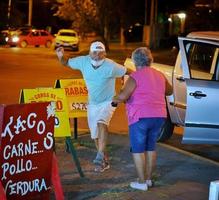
left=56, top=47, right=69, bottom=66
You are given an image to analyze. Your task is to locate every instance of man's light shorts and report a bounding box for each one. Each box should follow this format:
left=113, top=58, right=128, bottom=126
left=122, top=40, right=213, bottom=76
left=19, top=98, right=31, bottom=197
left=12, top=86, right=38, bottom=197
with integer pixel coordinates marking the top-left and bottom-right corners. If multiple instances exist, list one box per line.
left=87, top=101, right=116, bottom=139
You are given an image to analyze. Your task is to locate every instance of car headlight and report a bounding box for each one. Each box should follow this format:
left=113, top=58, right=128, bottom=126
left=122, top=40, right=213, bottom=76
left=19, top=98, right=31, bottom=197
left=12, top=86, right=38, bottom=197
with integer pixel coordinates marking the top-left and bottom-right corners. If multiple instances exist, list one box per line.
left=12, top=36, right=19, bottom=42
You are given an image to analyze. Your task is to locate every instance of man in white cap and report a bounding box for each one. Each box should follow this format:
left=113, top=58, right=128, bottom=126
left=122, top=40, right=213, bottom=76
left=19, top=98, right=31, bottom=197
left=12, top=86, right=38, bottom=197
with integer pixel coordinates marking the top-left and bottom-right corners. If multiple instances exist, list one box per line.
left=56, top=41, right=127, bottom=172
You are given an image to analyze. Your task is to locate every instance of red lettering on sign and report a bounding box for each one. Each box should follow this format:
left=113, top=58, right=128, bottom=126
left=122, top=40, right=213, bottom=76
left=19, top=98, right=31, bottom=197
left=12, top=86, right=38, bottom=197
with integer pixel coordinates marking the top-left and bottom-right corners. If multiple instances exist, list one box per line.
left=56, top=101, right=63, bottom=111
left=34, top=93, right=49, bottom=99
left=65, top=87, right=88, bottom=96
left=50, top=94, right=56, bottom=99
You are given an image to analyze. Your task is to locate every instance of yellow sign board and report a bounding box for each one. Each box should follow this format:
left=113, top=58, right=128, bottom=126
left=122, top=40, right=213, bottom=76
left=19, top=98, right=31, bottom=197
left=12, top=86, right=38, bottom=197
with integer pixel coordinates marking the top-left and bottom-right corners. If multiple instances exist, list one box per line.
left=55, top=79, right=88, bottom=118
left=20, top=88, right=71, bottom=137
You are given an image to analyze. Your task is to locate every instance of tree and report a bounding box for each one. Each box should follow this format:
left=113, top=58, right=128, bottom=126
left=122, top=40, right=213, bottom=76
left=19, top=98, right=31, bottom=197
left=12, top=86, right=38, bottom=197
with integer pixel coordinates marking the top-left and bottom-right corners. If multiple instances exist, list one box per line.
left=54, top=0, right=149, bottom=48
left=0, top=1, right=8, bottom=29
left=54, top=0, right=98, bottom=35
left=54, top=0, right=129, bottom=48
left=0, top=0, right=25, bottom=29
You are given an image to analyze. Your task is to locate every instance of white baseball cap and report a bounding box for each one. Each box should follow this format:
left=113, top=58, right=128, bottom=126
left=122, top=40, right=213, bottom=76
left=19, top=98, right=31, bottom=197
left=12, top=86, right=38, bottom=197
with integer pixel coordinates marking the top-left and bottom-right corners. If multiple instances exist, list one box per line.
left=90, top=41, right=105, bottom=52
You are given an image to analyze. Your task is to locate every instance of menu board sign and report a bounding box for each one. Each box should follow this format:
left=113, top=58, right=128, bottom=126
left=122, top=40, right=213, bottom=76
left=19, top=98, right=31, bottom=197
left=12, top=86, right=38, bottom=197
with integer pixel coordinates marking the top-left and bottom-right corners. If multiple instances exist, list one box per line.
left=55, top=79, right=88, bottom=118
left=0, top=102, right=55, bottom=200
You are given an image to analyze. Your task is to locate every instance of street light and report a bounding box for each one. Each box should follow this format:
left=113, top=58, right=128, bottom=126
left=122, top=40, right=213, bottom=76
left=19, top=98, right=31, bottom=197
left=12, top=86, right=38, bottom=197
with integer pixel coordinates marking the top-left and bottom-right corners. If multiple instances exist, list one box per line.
left=177, top=13, right=186, bottom=19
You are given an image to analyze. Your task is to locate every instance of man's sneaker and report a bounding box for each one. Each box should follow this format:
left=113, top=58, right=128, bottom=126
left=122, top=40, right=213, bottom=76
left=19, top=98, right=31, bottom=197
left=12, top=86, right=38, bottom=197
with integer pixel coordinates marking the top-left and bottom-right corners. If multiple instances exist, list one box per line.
left=94, top=160, right=110, bottom=173
left=93, top=152, right=104, bottom=165
left=145, top=179, right=153, bottom=187
left=130, top=181, right=148, bottom=191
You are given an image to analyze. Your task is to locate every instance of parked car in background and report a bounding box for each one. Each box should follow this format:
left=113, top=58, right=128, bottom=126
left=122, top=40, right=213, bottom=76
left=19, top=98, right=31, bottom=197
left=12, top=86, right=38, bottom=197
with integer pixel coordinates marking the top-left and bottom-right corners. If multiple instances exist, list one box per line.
left=54, top=29, right=79, bottom=51
left=2, top=27, right=27, bottom=39
left=124, top=31, right=219, bottom=145
left=0, top=30, right=8, bottom=45
left=7, top=29, right=54, bottom=48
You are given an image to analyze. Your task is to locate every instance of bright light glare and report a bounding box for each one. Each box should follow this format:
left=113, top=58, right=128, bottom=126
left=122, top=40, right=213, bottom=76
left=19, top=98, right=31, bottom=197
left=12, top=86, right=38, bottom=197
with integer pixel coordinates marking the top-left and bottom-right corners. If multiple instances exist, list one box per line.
left=168, top=17, right=172, bottom=22
left=177, top=13, right=186, bottom=19
left=12, top=36, right=19, bottom=42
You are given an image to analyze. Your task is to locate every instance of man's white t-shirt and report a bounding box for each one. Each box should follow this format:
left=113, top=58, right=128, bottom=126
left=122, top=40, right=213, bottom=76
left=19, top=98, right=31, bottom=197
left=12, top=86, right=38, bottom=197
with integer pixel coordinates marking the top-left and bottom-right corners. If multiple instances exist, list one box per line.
left=68, top=55, right=126, bottom=105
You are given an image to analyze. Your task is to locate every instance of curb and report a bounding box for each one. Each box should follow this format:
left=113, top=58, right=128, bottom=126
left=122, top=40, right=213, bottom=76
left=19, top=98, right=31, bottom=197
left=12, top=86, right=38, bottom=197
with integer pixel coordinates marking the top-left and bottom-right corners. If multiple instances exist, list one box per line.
left=159, top=143, right=219, bottom=167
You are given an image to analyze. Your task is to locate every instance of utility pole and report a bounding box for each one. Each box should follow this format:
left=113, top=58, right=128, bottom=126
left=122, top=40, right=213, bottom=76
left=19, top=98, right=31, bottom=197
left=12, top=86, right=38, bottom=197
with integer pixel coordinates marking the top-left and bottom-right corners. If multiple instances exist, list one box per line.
left=144, top=0, right=148, bottom=25
left=143, top=0, right=158, bottom=48
left=143, top=0, right=150, bottom=46
left=150, top=0, right=158, bottom=49
left=213, top=0, right=219, bottom=8
left=28, top=0, right=33, bottom=26
left=7, top=0, right=12, bottom=26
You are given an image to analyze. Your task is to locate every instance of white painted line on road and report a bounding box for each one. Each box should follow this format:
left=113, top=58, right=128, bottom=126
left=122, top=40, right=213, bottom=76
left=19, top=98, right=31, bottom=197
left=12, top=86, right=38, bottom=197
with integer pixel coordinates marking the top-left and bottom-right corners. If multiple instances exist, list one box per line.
left=159, top=143, right=219, bottom=167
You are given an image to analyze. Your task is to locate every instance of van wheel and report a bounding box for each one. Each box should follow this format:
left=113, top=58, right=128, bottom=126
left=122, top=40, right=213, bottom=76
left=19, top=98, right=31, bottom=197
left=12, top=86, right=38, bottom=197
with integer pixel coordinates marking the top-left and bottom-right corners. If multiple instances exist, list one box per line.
left=20, top=41, right=27, bottom=48
left=45, top=40, right=52, bottom=48
left=157, top=115, right=174, bottom=142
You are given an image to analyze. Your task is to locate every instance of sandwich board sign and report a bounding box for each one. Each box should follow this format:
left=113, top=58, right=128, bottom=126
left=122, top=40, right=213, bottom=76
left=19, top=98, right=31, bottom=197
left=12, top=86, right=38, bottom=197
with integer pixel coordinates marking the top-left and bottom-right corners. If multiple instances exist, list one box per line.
left=19, top=88, right=84, bottom=178
left=55, top=79, right=88, bottom=118
left=0, top=102, right=55, bottom=200
left=19, top=88, right=71, bottom=138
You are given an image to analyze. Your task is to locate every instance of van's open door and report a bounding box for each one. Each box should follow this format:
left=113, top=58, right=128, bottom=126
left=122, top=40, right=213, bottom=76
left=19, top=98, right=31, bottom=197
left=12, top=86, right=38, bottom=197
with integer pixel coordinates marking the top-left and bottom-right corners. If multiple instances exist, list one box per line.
left=178, top=37, right=219, bottom=144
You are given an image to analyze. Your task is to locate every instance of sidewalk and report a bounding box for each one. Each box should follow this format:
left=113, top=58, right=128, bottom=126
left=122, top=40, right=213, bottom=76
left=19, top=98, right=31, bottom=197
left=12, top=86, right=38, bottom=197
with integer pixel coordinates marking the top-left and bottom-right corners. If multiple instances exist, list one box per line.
left=52, top=133, right=219, bottom=200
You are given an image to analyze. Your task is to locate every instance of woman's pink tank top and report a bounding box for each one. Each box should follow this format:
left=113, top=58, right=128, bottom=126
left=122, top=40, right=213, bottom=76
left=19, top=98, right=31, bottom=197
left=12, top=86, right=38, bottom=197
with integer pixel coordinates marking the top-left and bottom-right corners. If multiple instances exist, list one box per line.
left=126, top=67, right=167, bottom=125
